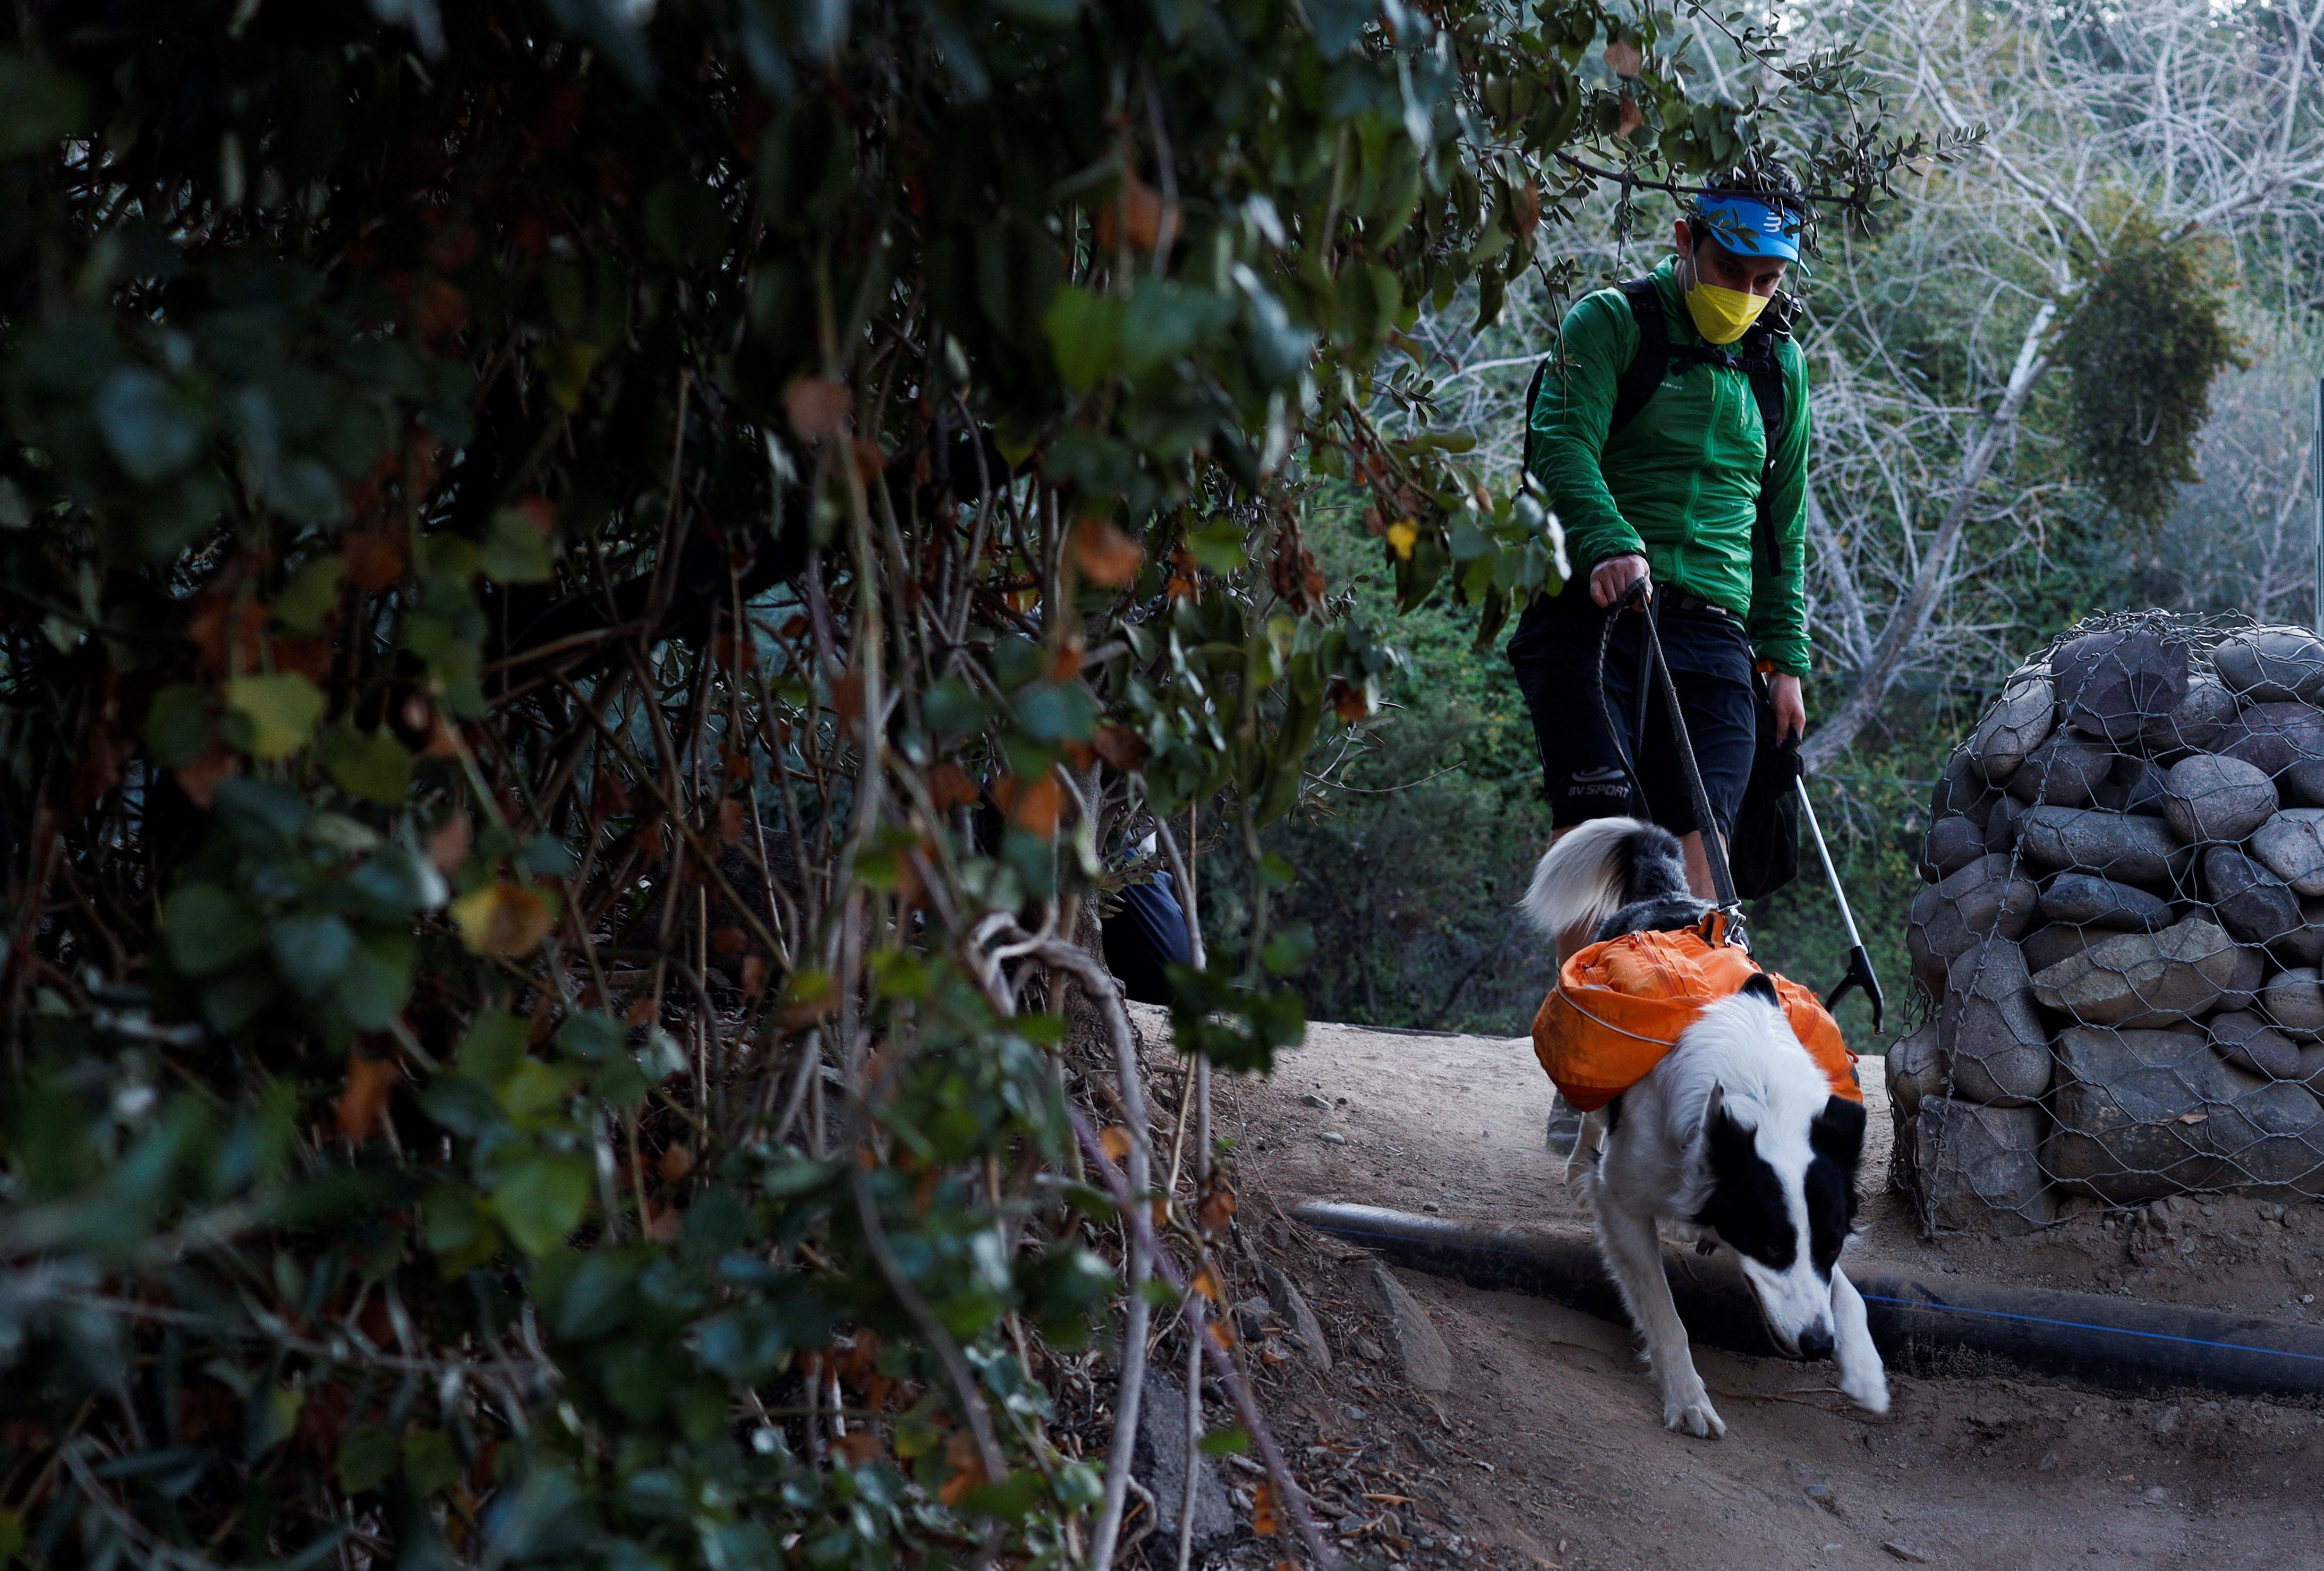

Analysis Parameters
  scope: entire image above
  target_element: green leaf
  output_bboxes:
[1199,1427,1250,1456]
[1261,921,1316,975]
[481,506,556,583]
[318,724,412,805]
[1043,286,1121,392]
[94,367,203,484]
[334,929,414,1030]
[144,684,215,769]
[337,1427,397,1495]
[458,1010,530,1086]
[224,673,325,761]
[399,1429,462,1497]
[0,50,91,160]
[495,1058,580,1125]
[490,1152,592,1255]
[165,884,265,977]
[274,554,345,634]
[269,915,354,998]
[1186,517,1247,574]
[557,1011,625,1063]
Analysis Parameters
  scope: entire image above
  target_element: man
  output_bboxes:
[1509,170,1811,957]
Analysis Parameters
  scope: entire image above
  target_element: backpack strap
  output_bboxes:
[1608,277,1668,438]
[1521,275,1667,480]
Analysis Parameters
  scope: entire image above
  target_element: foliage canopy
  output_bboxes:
[0,0,1917,1565]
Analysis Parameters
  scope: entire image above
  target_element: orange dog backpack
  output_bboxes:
[1530,914,1859,1113]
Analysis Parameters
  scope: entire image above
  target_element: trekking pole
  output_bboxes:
[1793,774,1885,1034]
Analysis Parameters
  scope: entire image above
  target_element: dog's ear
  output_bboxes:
[1704,1081,1726,1126]
[1810,1095,1867,1168]
[1739,972,1780,1009]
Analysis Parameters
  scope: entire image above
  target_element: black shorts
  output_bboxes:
[1506,577,1758,838]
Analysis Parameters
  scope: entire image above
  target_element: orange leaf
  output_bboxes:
[1099,1125,1134,1162]
[740,954,768,1002]
[174,746,240,809]
[1092,725,1147,772]
[1189,1267,1222,1304]
[1616,90,1645,140]
[718,796,747,846]
[425,814,472,873]
[1094,168,1173,253]
[992,772,1062,837]
[712,926,747,959]
[832,670,864,726]
[937,1431,986,1506]
[451,883,555,956]
[784,377,852,440]
[926,763,978,810]
[1070,517,1145,587]
[336,1055,399,1143]
[658,1144,695,1185]
[1252,1481,1280,1536]
[1198,1185,1237,1233]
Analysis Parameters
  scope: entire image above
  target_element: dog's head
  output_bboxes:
[1688,974,1867,1359]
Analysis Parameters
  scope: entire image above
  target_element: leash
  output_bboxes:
[1591,580,1745,923]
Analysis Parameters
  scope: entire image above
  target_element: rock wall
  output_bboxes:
[1902,617,2324,1231]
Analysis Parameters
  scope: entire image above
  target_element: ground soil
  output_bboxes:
[1150,1006,2324,1570]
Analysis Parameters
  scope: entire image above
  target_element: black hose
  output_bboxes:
[1293,1201,2324,1399]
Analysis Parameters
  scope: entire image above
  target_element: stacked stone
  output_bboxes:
[1898,619,2324,1233]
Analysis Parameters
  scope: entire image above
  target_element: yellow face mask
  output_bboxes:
[1683,279,1770,346]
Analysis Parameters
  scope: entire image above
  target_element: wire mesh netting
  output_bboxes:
[1898,611,2324,1233]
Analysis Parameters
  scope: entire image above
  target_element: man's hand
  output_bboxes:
[1770,672,1806,742]
[1591,553,1650,609]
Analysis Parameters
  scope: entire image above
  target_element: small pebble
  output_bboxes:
[1421,1201,1441,1213]
[1300,1092,1332,1109]
[1883,1544,1929,1565]
[1320,1131,1346,1146]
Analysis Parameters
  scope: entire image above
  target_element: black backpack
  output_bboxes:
[1522,278,1806,897]
[1520,277,1798,576]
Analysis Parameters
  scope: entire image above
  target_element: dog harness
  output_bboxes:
[1531,914,1859,1114]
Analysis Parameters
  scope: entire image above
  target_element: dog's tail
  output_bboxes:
[1521,817,1688,940]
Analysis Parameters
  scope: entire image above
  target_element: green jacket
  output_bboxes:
[1527,257,1811,677]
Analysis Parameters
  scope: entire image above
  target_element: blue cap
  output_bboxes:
[1695,193,1802,262]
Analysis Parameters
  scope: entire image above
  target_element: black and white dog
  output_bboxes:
[1525,817,1888,1437]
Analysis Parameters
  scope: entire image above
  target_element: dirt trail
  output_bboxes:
[1174,1008,2324,1569]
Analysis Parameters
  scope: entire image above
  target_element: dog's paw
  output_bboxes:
[1662,1393,1725,1438]
[1840,1363,1891,1415]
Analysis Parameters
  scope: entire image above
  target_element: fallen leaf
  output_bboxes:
[339,532,407,594]
[784,377,852,440]
[1099,1124,1134,1162]
[658,1144,695,1184]
[451,883,555,956]
[1189,1267,1223,1303]
[1070,517,1145,587]
[739,954,768,1002]
[337,1055,399,1143]
[1253,1480,1280,1536]
[718,796,746,846]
